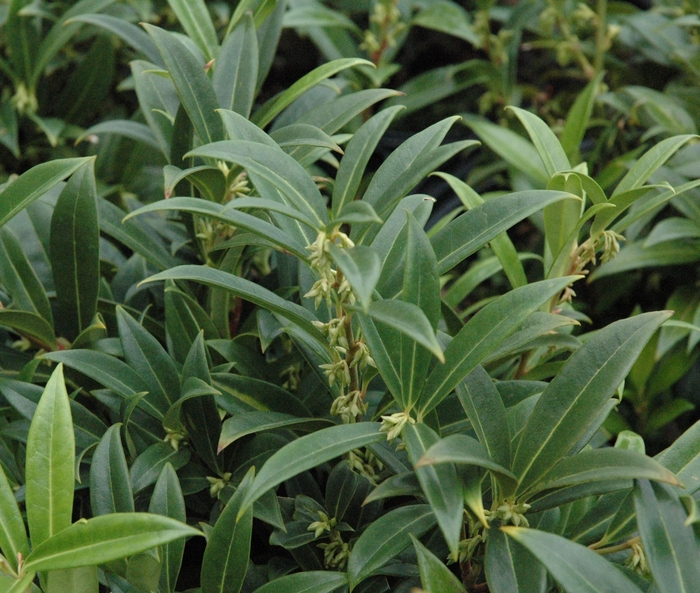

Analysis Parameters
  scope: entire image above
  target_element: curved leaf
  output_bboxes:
[89,424,134,516]
[411,535,466,593]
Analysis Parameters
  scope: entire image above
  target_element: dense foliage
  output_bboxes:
[1,0,700,592]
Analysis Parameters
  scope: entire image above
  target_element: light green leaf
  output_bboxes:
[218,412,333,453]
[46,567,98,593]
[252,58,373,129]
[148,464,186,593]
[239,423,384,517]
[25,364,74,548]
[404,424,463,558]
[411,535,466,593]
[23,513,201,572]
[167,0,218,61]
[201,467,254,593]
[612,134,696,197]
[0,157,90,228]
[89,424,134,516]
[271,123,343,155]
[331,201,383,228]
[50,161,99,340]
[560,72,605,164]
[634,479,700,593]
[284,4,360,30]
[507,106,571,176]
[144,24,224,145]
[512,311,672,497]
[347,505,436,590]
[418,277,575,416]
[413,1,479,45]
[76,120,160,150]
[502,527,643,593]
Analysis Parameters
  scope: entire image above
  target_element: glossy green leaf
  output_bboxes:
[612,134,696,197]
[456,365,510,471]
[252,58,373,128]
[130,442,190,494]
[167,0,218,61]
[404,424,463,558]
[328,244,381,313]
[144,24,224,145]
[149,464,187,593]
[356,314,402,403]
[50,160,99,340]
[502,527,643,593]
[507,106,571,176]
[253,571,348,593]
[432,190,577,274]
[141,266,328,351]
[462,115,548,185]
[201,467,254,593]
[512,312,672,497]
[419,276,574,416]
[117,306,179,416]
[25,364,74,548]
[347,504,436,590]
[213,13,257,117]
[332,106,404,216]
[411,535,466,593]
[529,449,679,497]
[0,464,28,573]
[634,479,700,593]
[485,526,546,593]
[561,72,604,163]
[416,434,517,489]
[89,424,134,516]
[363,299,443,362]
[239,423,384,517]
[23,513,201,572]
[219,412,333,453]
[186,140,328,226]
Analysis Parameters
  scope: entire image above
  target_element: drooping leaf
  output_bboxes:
[328,245,381,313]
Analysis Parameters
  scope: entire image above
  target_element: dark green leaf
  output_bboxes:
[411,535,466,593]
[90,424,134,515]
[485,526,546,593]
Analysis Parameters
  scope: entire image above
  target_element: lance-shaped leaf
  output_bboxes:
[0,157,90,228]
[252,58,373,128]
[149,464,186,593]
[0,464,28,573]
[512,311,672,497]
[411,535,466,593]
[130,443,190,494]
[507,106,571,176]
[186,141,328,226]
[361,299,443,362]
[253,572,348,593]
[76,120,160,149]
[561,72,605,164]
[634,479,700,593]
[332,106,404,216]
[50,160,99,340]
[328,244,381,313]
[22,514,201,572]
[502,527,643,593]
[432,190,578,274]
[25,364,74,548]
[656,418,700,495]
[485,526,546,593]
[219,412,333,453]
[418,276,575,416]
[213,13,257,117]
[404,424,463,558]
[612,134,696,197]
[416,434,517,493]
[140,265,329,352]
[201,467,254,593]
[456,365,511,471]
[347,505,436,590]
[525,449,679,499]
[167,0,218,61]
[239,423,384,517]
[89,424,134,516]
[143,24,224,145]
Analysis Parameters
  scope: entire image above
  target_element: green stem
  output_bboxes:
[592,535,640,555]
